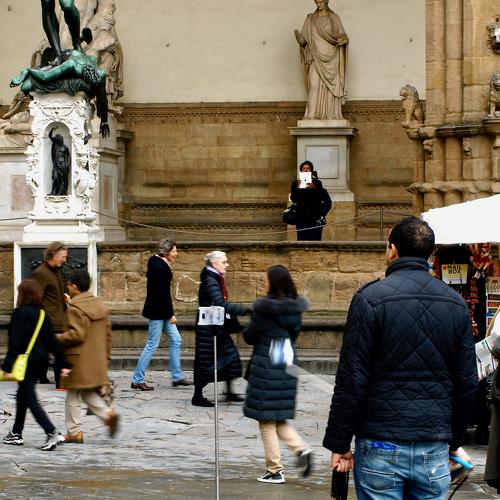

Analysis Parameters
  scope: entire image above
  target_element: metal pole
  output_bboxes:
[379,206,384,241]
[213,332,220,500]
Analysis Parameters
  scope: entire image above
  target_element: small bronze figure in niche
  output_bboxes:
[49,128,71,196]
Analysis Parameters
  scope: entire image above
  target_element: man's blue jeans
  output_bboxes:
[354,438,450,500]
[132,320,184,383]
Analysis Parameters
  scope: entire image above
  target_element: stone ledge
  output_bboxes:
[0,314,346,332]
[95,241,387,252]
[108,348,340,375]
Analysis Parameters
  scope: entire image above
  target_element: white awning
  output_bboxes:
[421,194,500,244]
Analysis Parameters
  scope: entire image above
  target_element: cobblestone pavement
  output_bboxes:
[0,371,497,499]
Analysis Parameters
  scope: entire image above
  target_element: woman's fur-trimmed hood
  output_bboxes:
[252,295,309,315]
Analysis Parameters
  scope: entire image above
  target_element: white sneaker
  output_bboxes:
[257,470,285,484]
[41,430,65,451]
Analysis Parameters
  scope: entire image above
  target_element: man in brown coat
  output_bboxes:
[31,241,68,386]
[56,269,119,443]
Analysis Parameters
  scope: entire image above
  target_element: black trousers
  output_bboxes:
[39,353,62,387]
[296,219,323,241]
[12,363,56,436]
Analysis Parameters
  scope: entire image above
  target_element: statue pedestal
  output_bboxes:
[22,92,104,243]
[0,147,32,241]
[0,92,128,243]
[290,120,356,240]
[3,92,131,299]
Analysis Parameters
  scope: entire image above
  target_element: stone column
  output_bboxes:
[444,0,464,205]
[423,0,447,209]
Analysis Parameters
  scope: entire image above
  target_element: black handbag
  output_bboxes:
[331,469,349,499]
[282,203,298,225]
[223,314,243,334]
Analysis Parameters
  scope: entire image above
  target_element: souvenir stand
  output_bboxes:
[422,195,500,444]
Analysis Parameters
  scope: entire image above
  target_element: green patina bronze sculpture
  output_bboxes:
[9,0,109,138]
[41,0,86,66]
[11,50,109,138]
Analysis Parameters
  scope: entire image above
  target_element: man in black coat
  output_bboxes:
[323,216,477,499]
[131,237,192,391]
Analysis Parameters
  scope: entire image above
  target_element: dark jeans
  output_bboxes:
[296,219,323,241]
[12,363,56,436]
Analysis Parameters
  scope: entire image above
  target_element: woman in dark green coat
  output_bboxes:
[243,265,311,484]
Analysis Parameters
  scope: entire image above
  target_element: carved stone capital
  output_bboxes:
[487,21,500,54]
[422,139,434,159]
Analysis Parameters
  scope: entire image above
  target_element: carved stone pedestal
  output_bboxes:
[290,120,356,240]
[22,92,103,243]
[0,147,33,241]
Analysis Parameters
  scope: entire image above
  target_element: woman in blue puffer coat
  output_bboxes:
[243,265,311,484]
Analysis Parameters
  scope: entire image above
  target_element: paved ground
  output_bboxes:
[0,370,497,499]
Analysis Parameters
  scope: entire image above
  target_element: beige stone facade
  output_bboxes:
[0,1,425,241]
[406,0,500,211]
[1,1,498,243]
[120,101,413,241]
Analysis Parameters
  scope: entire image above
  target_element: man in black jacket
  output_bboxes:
[131,237,192,391]
[323,216,477,499]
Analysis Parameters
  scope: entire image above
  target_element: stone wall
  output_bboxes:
[0,242,387,315]
[121,101,415,241]
[98,241,387,315]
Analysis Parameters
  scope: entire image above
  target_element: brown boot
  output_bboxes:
[64,431,83,444]
[105,410,120,438]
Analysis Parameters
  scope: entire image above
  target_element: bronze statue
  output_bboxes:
[41,0,91,66]
[48,128,71,196]
[11,50,110,138]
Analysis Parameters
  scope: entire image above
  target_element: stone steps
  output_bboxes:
[110,347,339,374]
[0,314,345,374]
[125,201,289,241]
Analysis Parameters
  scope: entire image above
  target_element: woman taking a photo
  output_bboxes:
[2,279,70,451]
[290,160,332,241]
[192,251,249,407]
[243,265,311,484]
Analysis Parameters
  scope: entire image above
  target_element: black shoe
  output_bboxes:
[257,470,285,484]
[3,431,23,446]
[297,449,313,477]
[225,392,244,402]
[172,378,193,387]
[131,382,154,391]
[191,395,215,407]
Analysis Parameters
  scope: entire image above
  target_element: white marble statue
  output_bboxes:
[0,111,33,148]
[0,93,33,148]
[85,0,124,115]
[295,0,348,120]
